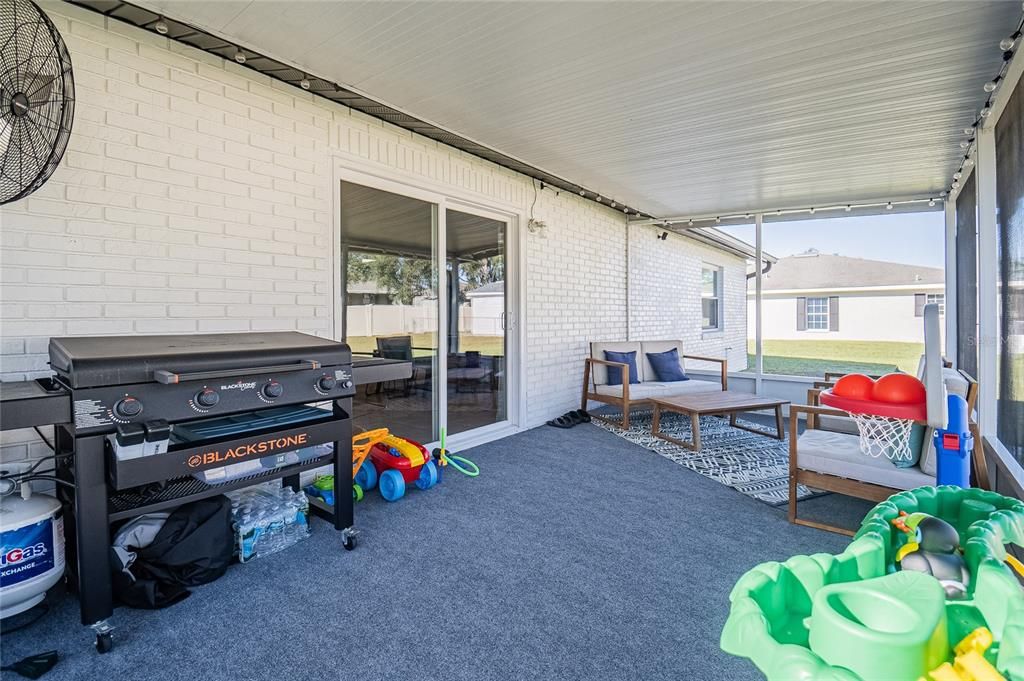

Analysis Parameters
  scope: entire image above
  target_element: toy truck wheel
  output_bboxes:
[379,469,405,502]
[355,460,377,491]
[353,483,363,502]
[415,460,438,490]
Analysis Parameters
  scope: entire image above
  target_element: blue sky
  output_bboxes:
[718,211,945,269]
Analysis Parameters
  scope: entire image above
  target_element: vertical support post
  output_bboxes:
[435,203,447,443]
[72,434,113,626]
[944,198,957,365]
[754,214,764,395]
[976,125,998,437]
[339,243,348,341]
[331,399,354,532]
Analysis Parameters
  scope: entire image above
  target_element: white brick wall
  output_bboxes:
[0,2,744,465]
[628,225,749,372]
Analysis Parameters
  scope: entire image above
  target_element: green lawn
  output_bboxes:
[744,339,924,378]
[347,333,505,357]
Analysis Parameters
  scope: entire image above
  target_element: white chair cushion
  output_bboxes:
[797,429,934,490]
[593,379,721,399]
[639,341,686,379]
[590,342,643,385]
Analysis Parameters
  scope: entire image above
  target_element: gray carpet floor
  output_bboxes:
[1,422,872,681]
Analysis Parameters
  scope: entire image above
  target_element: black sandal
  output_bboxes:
[573,409,591,423]
[546,414,576,429]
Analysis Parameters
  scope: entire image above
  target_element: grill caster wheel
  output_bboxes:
[342,528,357,551]
[96,631,113,654]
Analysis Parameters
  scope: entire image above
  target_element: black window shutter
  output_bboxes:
[796,297,807,331]
[829,296,839,331]
[914,293,926,317]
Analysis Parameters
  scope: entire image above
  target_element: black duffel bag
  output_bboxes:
[111,496,234,609]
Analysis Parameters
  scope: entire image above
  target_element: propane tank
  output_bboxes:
[0,487,65,618]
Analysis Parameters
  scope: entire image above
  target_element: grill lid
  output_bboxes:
[49,332,351,388]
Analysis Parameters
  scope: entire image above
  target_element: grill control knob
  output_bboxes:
[195,389,219,408]
[262,381,283,400]
[340,380,353,390]
[317,376,337,392]
[114,397,143,418]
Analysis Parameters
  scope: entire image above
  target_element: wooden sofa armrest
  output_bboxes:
[582,357,631,401]
[682,354,728,390]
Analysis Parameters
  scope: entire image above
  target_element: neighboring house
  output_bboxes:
[465,281,505,336]
[748,250,945,343]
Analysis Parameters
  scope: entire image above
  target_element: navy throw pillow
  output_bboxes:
[647,348,689,382]
[603,350,640,386]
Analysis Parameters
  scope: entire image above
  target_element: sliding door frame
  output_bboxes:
[330,162,526,447]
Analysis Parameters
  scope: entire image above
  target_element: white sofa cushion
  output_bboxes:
[639,341,686,379]
[594,379,721,399]
[817,414,860,435]
[797,429,934,490]
[590,342,643,385]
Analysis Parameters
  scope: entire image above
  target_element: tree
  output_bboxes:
[347,253,433,305]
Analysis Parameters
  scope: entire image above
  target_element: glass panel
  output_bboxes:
[341,181,437,444]
[957,172,979,379]
[445,208,507,435]
[726,213,944,378]
[996,79,1023,463]
[701,299,718,330]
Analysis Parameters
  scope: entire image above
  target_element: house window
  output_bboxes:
[915,292,946,316]
[701,265,723,330]
[805,296,829,330]
[797,295,837,332]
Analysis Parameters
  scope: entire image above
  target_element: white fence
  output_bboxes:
[347,304,505,337]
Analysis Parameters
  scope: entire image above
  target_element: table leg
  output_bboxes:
[651,404,662,437]
[690,412,701,451]
[775,405,785,440]
[650,407,700,450]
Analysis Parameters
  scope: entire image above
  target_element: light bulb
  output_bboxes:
[234,50,246,64]
[596,196,603,203]
[688,219,694,227]
[809,207,815,214]
[953,171,962,180]
[963,128,975,135]
[984,79,999,93]
[980,107,992,118]
[844,205,851,212]
[715,217,721,224]
[964,158,975,167]
[776,209,782,216]
[300,78,311,90]
[1000,37,1016,51]
[886,202,893,210]
[940,191,947,197]
[928,199,936,207]
[154,19,169,34]
[960,141,971,149]
[578,190,585,196]
[610,201,617,208]
[952,181,961,190]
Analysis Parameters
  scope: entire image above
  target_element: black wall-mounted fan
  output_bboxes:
[0,0,75,205]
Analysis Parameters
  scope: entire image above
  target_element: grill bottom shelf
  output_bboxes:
[108,455,333,522]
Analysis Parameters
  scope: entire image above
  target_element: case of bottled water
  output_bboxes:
[226,484,311,562]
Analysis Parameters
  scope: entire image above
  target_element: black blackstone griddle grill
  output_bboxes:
[49,332,356,652]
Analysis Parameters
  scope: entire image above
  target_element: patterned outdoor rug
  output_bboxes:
[592,409,824,506]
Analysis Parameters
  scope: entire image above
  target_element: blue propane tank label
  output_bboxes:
[0,515,61,588]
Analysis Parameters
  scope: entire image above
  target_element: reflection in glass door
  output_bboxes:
[341,181,438,444]
[445,209,507,436]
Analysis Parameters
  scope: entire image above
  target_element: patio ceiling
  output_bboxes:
[134,0,1020,219]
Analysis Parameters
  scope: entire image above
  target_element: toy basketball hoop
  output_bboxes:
[819,389,926,461]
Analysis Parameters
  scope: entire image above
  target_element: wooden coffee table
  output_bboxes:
[650,391,790,451]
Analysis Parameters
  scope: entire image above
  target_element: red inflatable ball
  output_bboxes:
[832,373,875,400]
[872,373,926,405]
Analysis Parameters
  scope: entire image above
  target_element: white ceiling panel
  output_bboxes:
[141,0,1022,218]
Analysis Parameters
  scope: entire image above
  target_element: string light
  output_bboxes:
[928,199,936,207]
[844,205,851,212]
[688,219,694,226]
[953,171,962,180]
[154,18,169,34]
[234,49,246,64]
[809,207,815,214]
[886,202,893,210]
[610,201,617,208]
[983,76,1001,93]
[715,216,722,224]
[300,76,311,90]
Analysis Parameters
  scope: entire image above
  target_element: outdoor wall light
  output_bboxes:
[234,49,246,64]
[154,18,168,34]
[300,77,311,90]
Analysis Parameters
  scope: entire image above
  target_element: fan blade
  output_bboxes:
[24,73,55,108]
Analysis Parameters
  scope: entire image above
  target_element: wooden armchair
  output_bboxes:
[789,368,985,535]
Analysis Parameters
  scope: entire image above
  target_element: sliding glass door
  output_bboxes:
[445,208,507,436]
[340,179,512,443]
